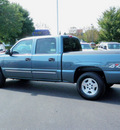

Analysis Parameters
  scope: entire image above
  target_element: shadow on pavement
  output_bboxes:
[4,79,81,100]
[101,86,120,105]
[3,79,120,105]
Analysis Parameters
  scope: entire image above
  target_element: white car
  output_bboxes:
[0,43,6,53]
[81,43,93,51]
[98,42,120,51]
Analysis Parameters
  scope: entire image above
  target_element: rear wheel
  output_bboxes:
[0,71,5,88]
[77,72,106,100]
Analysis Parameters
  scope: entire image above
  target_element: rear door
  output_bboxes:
[32,37,61,81]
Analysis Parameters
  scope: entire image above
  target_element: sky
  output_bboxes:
[9,0,120,35]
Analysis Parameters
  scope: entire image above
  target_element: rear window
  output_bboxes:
[63,37,81,52]
[108,44,120,49]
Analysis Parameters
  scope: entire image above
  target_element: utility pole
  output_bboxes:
[56,0,59,35]
[91,24,94,42]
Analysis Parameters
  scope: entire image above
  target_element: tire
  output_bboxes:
[19,79,29,82]
[106,84,113,89]
[0,71,5,88]
[77,72,106,100]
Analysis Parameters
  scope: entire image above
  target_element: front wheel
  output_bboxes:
[77,72,106,100]
[0,71,5,88]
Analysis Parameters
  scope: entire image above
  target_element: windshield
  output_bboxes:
[0,44,5,50]
[81,44,92,49]
[108,44,120,49]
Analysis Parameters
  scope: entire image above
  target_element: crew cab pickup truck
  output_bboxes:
[0,35,120,100]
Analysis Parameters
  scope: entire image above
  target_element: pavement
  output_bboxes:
[0,79,120,130]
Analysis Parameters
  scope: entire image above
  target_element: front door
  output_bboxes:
[3,39,33,79]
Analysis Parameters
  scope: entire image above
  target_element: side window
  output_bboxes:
[63,37,82,52]
[12,40,32,55]
[103,46,107,49]
[36,38,56,54]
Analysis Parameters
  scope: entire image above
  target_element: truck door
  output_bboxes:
[32,37,61,81]
[3,39,33,78]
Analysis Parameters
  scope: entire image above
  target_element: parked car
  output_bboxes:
[0,43,6,53]
[98,42,120,51]
[81,43,93,51]
[90,42,96,49]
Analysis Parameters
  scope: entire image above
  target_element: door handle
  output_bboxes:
[49,58,55,62]
[25,58,31,61]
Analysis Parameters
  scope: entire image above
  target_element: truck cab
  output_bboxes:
[3,35,81,82]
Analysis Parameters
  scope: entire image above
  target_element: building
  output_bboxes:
[32,29,50,36]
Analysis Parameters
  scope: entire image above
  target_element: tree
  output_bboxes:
[83,26,99,43]
[68,27,84,41]
[0,0,35,45]
[98,7,120,42]
[13,4,35,40]
[0,0,23,44]
[68,26,99,43]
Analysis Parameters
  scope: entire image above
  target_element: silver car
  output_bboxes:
[0,43,6,53]
[98,42,120,51]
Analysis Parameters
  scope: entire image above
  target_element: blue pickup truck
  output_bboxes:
[0,35,120,100]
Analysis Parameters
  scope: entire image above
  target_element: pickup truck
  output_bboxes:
[0,35,120,100]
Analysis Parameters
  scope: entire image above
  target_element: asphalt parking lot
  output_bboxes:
[0,79,120,130]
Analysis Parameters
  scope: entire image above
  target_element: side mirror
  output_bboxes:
[5,49,12,56]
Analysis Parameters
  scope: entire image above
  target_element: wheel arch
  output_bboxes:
[74,66,106,83]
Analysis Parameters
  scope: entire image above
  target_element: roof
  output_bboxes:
[18,35,78,41]
[100,42,119,45]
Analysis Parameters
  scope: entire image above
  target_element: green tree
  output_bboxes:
[68,26,99,43]
[0,0,35,45]
[83,26,99,43]
[13,3,35,40]
[98,7,120,42]
[0,0,23,44]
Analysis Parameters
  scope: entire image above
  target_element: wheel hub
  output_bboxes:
[81,78,98,96]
